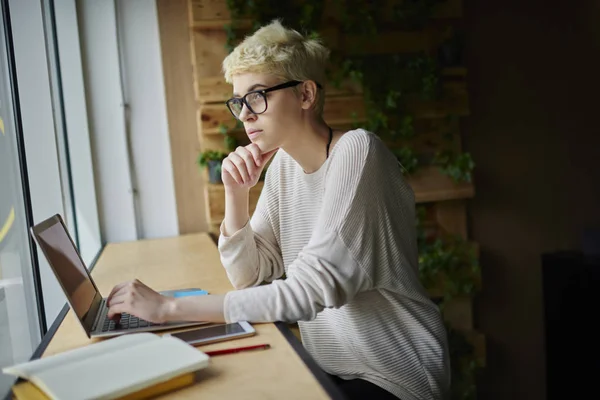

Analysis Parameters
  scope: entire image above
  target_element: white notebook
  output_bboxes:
[3,332,210,400]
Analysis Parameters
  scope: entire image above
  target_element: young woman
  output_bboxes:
[107,20,450,400]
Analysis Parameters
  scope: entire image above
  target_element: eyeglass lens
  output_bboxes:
[229,92,267,118]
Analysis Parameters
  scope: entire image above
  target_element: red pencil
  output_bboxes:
[204,343,271,357]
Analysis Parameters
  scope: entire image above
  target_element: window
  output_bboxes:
[0,0,43,394]
[1,0,104,396]
[43,0,102,267]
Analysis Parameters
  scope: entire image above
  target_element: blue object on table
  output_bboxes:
[173,290,208,298]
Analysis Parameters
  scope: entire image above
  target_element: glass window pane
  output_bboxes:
[44,0,102,266]
[0,1,42,395]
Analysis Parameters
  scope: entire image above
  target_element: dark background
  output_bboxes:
[463,0,600,398]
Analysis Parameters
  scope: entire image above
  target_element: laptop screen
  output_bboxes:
[33,217,98,322]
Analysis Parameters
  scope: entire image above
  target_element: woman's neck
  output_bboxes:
[280,118,333,174]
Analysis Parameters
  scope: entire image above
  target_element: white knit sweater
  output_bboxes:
[219,129,450,400]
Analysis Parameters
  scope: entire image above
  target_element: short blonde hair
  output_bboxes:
[222,20,330,115]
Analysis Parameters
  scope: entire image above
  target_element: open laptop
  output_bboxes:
[30,214,209,338]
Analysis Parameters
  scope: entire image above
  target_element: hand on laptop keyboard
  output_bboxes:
[106,279,174,324]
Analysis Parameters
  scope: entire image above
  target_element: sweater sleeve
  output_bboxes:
[217,155,284,289]
[224,134,382,323]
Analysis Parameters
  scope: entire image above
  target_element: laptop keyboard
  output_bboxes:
[101,313,158,332]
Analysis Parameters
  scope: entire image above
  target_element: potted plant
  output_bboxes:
[197,150,227,184]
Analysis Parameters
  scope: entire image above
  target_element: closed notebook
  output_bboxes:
[11,373,195,400]
[3,333,210,400]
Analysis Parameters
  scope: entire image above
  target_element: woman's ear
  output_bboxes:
[300,81,318,110]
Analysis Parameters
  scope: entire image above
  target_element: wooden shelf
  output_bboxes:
[408,166,474,204]
[205,166,473,232]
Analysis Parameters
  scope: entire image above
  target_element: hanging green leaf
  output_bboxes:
[393,146,418,175]
[224,135,237,151]
[433,151,475,183]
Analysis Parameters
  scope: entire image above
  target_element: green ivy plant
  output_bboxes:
[433,150,476,183]
[218,122,240,152]
[393,146,419,175]
[333,53,442,172]
[224,135,237,151]
[418,237,479,304]
[447,323,482,400]
[415,205,480,305]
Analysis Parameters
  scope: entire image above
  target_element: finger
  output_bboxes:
[246,144,262,167]
[109,280,141,305]
[132,279,148,291]
[112,284,131,300]
[107,289,138,318]
[229,153,250,184]
[107,303,129,320]
[236,147,258,180]
[223,159,242,185]
[110,313,122,322]
[107,292,127,307]
[107,281,129,301]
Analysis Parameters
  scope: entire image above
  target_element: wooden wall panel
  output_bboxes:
[436,200,468,239]
[192,30,230,79]
[443,297,474,331]
[189,0,230,22]
[207,182,263,226]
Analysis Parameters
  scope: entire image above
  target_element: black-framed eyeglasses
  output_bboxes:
[225,80,323,120]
